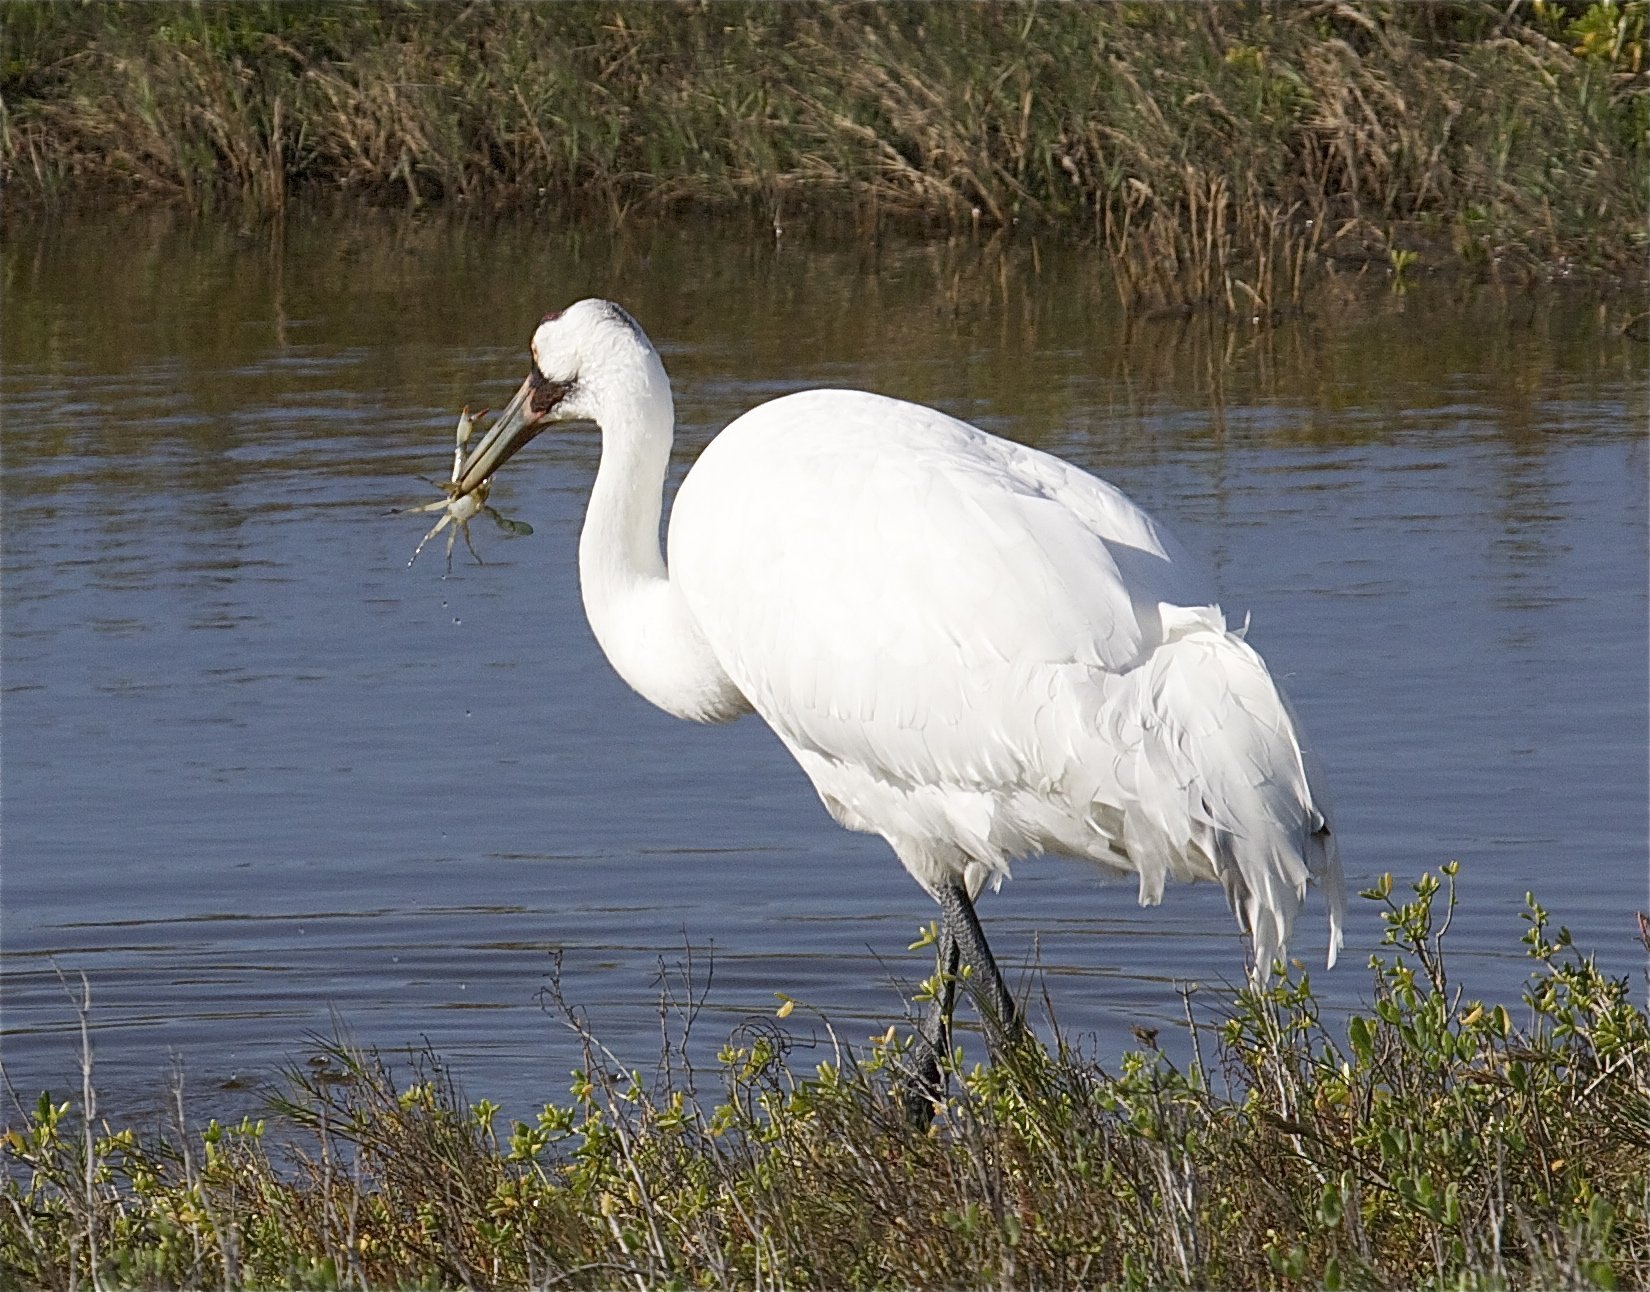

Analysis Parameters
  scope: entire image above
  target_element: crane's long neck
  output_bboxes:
[580,402,671,595]
[577,393,744,724]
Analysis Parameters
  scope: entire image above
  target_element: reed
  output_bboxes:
[2,2,1644,308]
[4,869,1648,1289]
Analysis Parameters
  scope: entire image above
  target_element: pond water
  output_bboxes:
[2,209,1645,1126]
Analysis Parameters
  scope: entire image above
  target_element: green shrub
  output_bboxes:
[4,866,1646,1288]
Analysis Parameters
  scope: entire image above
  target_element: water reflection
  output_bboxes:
[2,207,1645,1124]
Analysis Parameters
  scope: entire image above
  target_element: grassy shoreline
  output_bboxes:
[3,2,1645,309]
[4,870,1648,1289]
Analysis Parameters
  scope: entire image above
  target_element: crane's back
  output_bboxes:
[665,388,1342,974]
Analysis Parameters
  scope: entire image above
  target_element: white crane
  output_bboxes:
[452,299,1344,1085]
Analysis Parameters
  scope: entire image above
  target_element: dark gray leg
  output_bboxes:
[901,917,959,1122]
[900,878,1018,1124]
[936,878,1019,1038]
[917,916,960,1058]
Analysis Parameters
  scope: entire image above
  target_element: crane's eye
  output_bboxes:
[529,368,573,416]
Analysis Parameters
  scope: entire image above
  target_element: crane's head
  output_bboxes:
[453,299,664,495]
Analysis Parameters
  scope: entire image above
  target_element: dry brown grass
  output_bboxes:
[3,3,1643,301]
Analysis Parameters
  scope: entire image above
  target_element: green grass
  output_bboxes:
[5,867,1647,1289]
[2,2,1645,308]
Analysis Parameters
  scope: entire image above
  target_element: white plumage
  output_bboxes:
[456,299,1343,1029]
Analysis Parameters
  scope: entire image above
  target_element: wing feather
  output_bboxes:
[671,389,1201,760]
[667,388,1342,970]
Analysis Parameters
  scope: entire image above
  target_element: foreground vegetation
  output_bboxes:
[2,2,1645,308]
[3,867,1647,1289]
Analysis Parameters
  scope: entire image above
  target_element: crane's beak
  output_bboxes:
[453,371,551,496]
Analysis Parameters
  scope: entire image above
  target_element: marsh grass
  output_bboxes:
[4,867,1648,1289]
[2,2,1645,309]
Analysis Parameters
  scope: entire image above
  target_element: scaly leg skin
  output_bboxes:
[937,878,1020,1038]
[900,917,958,1126]
[899,878,1021,1126]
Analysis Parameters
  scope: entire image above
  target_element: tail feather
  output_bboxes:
[1099,605,1343,984]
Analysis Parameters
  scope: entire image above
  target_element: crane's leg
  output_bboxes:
[919,917,960,1053]
[936,878,1019,1037]
[900,878,1021,1125]
[901,918,958,1123]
